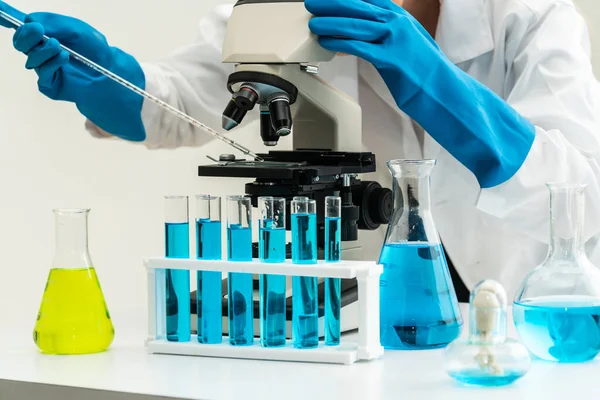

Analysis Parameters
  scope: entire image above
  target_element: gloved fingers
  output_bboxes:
[0,1,26,28]
[305,0,388,22]
[309,17,388,43]
[25,12,110,64]
[348,0,437,47]
[26,12,105,45]
[318,37,375,63]
[36,50,69,92]
[25,38,63,69]
[359,0,402,12]
[13,22,45,53]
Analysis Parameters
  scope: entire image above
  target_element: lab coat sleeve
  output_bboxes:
[476,2,600,244]
[85,4,238,149]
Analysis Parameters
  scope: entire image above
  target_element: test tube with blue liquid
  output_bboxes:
[164,196,191,342]
[291,197,318,349]
[325,196,341,346]
[258,197,287,347]
[227,195,254,345]
[195,195,223,344]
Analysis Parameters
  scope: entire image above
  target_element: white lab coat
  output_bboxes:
[87,0,600,299]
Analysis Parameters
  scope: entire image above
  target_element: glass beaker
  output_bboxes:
[513,183,600,363]
[227,195,254,346]
[195,194,223,344]
[164,196,191,342]
[379,159,463,349]
[258,196,287,348]
[34,209,114,354]
[291,196,319,349]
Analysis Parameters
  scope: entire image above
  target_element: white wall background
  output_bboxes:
[0,0,264,332]
[0,0,599,334]
[574,0,600,76]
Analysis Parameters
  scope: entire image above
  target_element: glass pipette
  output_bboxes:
[0,10,264,162]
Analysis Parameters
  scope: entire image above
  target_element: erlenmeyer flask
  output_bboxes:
[379,159,463,349]
[34,209,114,354]
[513,183,600,362]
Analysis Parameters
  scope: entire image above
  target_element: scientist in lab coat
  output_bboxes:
[1,0,600,300]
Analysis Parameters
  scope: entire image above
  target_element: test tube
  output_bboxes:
[325,196,342,346]
[227,195,254,346]
[195,195,223,344]
[164,196,191,342]
[258,197,287,347]
[291,196,318,349]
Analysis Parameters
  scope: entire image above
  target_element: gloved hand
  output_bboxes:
[306,0,536,188]
[0,1,146,141]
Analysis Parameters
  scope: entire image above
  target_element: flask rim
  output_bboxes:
[386,159,436,167]
[546,182,587,190]
[258,196,285,202]
[195,194,221,200]
[52,208,90,215]
[226,194,250,202]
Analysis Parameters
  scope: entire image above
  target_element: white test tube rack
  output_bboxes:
[144,258,384,365]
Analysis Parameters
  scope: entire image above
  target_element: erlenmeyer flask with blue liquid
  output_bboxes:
[513,183,600,363]
[379,159,463,349]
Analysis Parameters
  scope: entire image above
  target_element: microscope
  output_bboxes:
[190,0,392,338]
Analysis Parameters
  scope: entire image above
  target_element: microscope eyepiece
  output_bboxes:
[267,93,292,137]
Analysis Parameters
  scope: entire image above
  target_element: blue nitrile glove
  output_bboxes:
[0,1,146,141]
[306,0,536,188]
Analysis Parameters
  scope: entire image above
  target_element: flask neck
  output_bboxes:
[386,160,438,244]
[548,185,586,262]
[53,209,92,269]
[394,176,432,212]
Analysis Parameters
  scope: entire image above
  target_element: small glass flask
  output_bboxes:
[34,209,114,354]
[445,280,531,386]
[513,183,600,362]
[379,159,462,349]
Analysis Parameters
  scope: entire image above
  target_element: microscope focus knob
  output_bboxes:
[372,187,393,224]
[353,182,393,230]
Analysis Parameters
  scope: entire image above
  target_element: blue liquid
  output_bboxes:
[449,370,524,386]
[165,222,191,342]
[291,212,318,349]
[227,224,254,346]
[259,226,287,347]
[196,219,222,344]
[325,216,341,346]
[513,296,600,362]
[291,213,317,264]
[379,242,462,349]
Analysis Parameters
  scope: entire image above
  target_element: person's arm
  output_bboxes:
[0,0,240,149]
[476,2,600,244]
[86,4,239,149]
[307,0,600,244]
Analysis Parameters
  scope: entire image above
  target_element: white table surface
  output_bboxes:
[0,304,598,400]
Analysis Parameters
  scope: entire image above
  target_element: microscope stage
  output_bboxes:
[198,150,376,182]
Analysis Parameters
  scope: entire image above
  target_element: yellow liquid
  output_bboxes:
[34,267,115,354]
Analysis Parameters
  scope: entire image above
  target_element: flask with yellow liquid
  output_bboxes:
[33,208,114,354]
